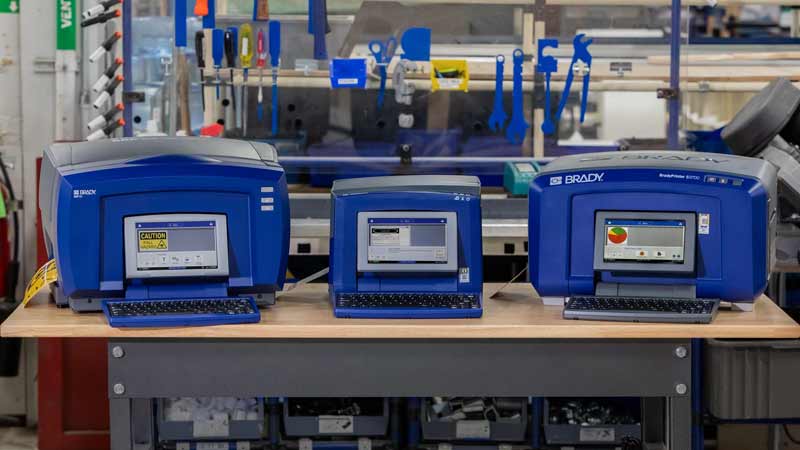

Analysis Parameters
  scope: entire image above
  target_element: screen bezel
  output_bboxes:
[123,213,229,279]
[356,211,458,273]
[592,211,696,274]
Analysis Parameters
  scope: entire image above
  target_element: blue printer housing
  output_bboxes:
[39,137,290,311]
[529,151,778,304]
[330,175,483,317]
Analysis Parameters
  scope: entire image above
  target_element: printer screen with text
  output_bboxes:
[367,218,448,264]
[135,221,220,271]
[603,219,685,264]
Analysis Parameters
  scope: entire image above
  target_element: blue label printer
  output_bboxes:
[329,175,484,319]
[529,151,777,317]
[39,137,290,314]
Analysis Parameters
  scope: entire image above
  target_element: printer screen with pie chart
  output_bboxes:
[602,219,686,263]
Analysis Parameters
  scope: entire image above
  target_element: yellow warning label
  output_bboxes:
[138,231,168,251]
[22,259,58,307]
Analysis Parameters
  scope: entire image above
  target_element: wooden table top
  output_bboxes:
[2,283,798,339]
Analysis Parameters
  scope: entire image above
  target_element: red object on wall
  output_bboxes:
[36,157,110,450]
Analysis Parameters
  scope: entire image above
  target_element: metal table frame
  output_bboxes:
[108,338,694,449]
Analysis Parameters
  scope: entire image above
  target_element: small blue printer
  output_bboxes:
[39,137,290,315]
[330,175,484,319]
[529,151,777,312]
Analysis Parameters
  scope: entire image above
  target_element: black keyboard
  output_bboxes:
[564,296,720,324]
[336,293,481,310]
[102,297,260,328]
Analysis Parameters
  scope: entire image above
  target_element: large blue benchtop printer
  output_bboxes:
[529,151,777,323]
[39,137,289,326]
[329,175,483,318]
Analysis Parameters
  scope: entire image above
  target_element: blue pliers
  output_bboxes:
[369,37,397,111]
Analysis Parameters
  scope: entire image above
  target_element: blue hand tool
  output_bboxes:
[309,0,328,60]
[505,49,529,145]
[224,27,238,127]
[487,55,507,133]
[369,37,397,111]
[537,39,559,135]
[555,34,592,126]
[400,27,431,61]
[211,28,224,100]
[269,21,281,136]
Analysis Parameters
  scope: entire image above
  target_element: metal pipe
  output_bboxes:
[122,0,132,136]
[667,0,682,149]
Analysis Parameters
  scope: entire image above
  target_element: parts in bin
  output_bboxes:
[288,398,385,417]
[549,399,638,426]
[164,397,260,422]
[429,397,523,422]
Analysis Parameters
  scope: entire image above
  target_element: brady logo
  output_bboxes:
[73,189,96,198]
[549,176,563,186]
[565,172,604,184]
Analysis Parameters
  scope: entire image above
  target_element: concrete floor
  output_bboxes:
[0,427,36,450]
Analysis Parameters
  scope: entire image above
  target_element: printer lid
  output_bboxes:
[45,137,279,168]
[332,175,481,196]
[539,151,774,181]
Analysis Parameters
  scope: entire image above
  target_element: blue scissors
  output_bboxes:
[369,37,397,110]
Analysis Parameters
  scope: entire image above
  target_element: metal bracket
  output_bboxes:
[33,57,55,74]
[123,91,146,103]
[657,87,680,99]
[397,144,412,165]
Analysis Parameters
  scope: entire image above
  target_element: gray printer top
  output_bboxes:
[332,175,481,197]
[540,150,776,182]
[45,137,279,168]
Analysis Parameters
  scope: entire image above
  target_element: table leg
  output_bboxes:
[110,397,155,450]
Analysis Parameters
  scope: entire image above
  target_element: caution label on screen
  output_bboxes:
[138,231,168,250]
[22,259,58,307]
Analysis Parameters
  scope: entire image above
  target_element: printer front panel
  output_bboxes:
[331,191,482,295]
[56,163,288,301]
[530,168,770,302]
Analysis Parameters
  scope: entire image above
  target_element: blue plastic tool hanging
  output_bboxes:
[505,49,529,145]
[309,0,328,60]
[400,27,431,61]
[269,20,281,136]
[201,0,215,29]
[175,0,187,47]
[330,58,368,88]
[537,39,558,135]
[487,55,507,132]
[211,28,224,99]
[369,37,397,111]
[540,34,593,136]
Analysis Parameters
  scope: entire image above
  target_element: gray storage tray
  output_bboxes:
[157,398,265,441]
[283,398,390,437]
[421,398,528,442]
[705,338,800,420]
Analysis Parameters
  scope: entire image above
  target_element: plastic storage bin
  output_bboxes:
[283,398,390,437]
[421,397,528,442]
[543,398,641,446]
[705,338,800,420]
[157,397,265,441]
